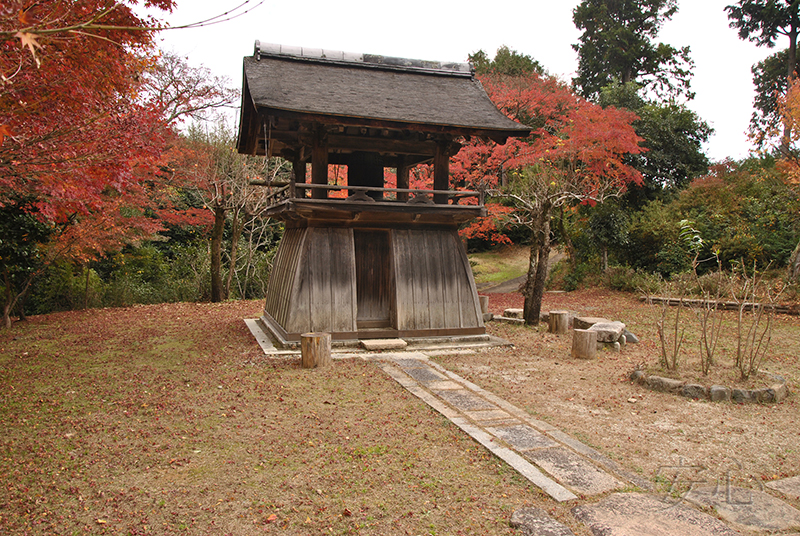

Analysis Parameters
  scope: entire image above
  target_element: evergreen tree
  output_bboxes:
[599,82,711,208]
[726,2,800,148]
[572,0,694,102]
[469,46,544,76]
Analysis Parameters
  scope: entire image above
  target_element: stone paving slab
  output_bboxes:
[572,493,742,536]
[685,486,800,532]
[425,380,463,390]
[767,475,800,500]
[358,350,769,534]
[245,319,275,352]
[524,447,624,496]
[372,356,577,502]
[464,409,513,422]
[424,361,560,433]
[392,357,431,369]
[477,418,520,428]
[488,424,560,451]
[434,389,497,411]
[374,353,639,502]
[360,338,407,350]
[510,507,576,536]
[403,366,449,383]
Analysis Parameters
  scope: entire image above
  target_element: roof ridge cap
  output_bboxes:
[254,41,473,77]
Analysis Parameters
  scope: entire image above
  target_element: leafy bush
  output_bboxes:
[694,270,729,298]
[675,162,800,270]
[28,262,105,313]
[604,265,660,294]
[557,261,599,291]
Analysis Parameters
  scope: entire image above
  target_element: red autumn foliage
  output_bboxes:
[450,71,643,323]
[452,72,643,245]
[470,72,643,193]
[1,1,180,327]
[1,0,177,255]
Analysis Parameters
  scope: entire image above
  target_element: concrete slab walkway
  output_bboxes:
[369,351,649,502]
[370,351,800,536]
[246,320,800,535]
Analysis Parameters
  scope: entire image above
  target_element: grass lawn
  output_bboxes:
[3,287,799,535]
[0,301,555,535]
[468,246,529,286]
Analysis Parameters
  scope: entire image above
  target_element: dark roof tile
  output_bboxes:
[242,49,529,135]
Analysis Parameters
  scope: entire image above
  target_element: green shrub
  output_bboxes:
[604,265,660,294]
[28,262,105,313]
[562,261,596,291]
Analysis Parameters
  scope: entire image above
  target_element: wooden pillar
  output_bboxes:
[433,142,449,205]
[397,156,410,202]
[301,332,332,368]
[311,128,328,200]
[548,310,569,334]
[572,329,597,359]
[292,159,306,198]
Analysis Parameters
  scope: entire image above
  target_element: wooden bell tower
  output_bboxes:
[237,42,530,346]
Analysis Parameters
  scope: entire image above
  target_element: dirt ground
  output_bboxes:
[1,301,553,535]
[435,289,800,508]
[2,290,799,534]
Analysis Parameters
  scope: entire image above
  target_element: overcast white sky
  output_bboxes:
[145,0,777,162]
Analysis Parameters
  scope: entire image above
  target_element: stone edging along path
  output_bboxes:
[629,369,789,404]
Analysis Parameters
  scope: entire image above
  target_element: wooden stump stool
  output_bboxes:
[572,329,597,359]
[479,295,489,315]
[301,332,332,369]
[548,310,570,334]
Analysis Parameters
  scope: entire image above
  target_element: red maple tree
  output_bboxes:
[453,72,644,323]
[0,0,176,327]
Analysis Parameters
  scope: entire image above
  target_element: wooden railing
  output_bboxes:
[250,180,484,207]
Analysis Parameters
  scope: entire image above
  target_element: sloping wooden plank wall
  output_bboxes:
[393,229,482,331]
[263,227,305,327]
[284,228,357,334]
[264,226,482,339]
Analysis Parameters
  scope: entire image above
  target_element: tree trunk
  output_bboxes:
[572,329,597,359]
[84,262,90,310]
[301,332,332,369]
[210,204,226,302]
[2,285,11,329]
[601,245,609,272]
[557,206,576,267]
[17,287,28,322]
[548,310,569,334]
[2,269,34,329]
[781,24,799,156]
[224,209,244,298]
[522,203,552,325]
[789,239,800,281]
[788,23,797,83]
[622,67,632,85]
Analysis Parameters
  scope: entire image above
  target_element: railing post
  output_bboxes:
[433,142,449,204]
[311,127,328,200]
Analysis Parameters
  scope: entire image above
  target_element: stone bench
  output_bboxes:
[574,316,639,352]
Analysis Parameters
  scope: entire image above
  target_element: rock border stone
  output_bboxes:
[629,370,789,404]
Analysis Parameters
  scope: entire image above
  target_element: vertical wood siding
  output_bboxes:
[354,230,392,326]
[285,228,357,334]
[265,226,482,337]
[263,227,305,326]
[393,229,482,330]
